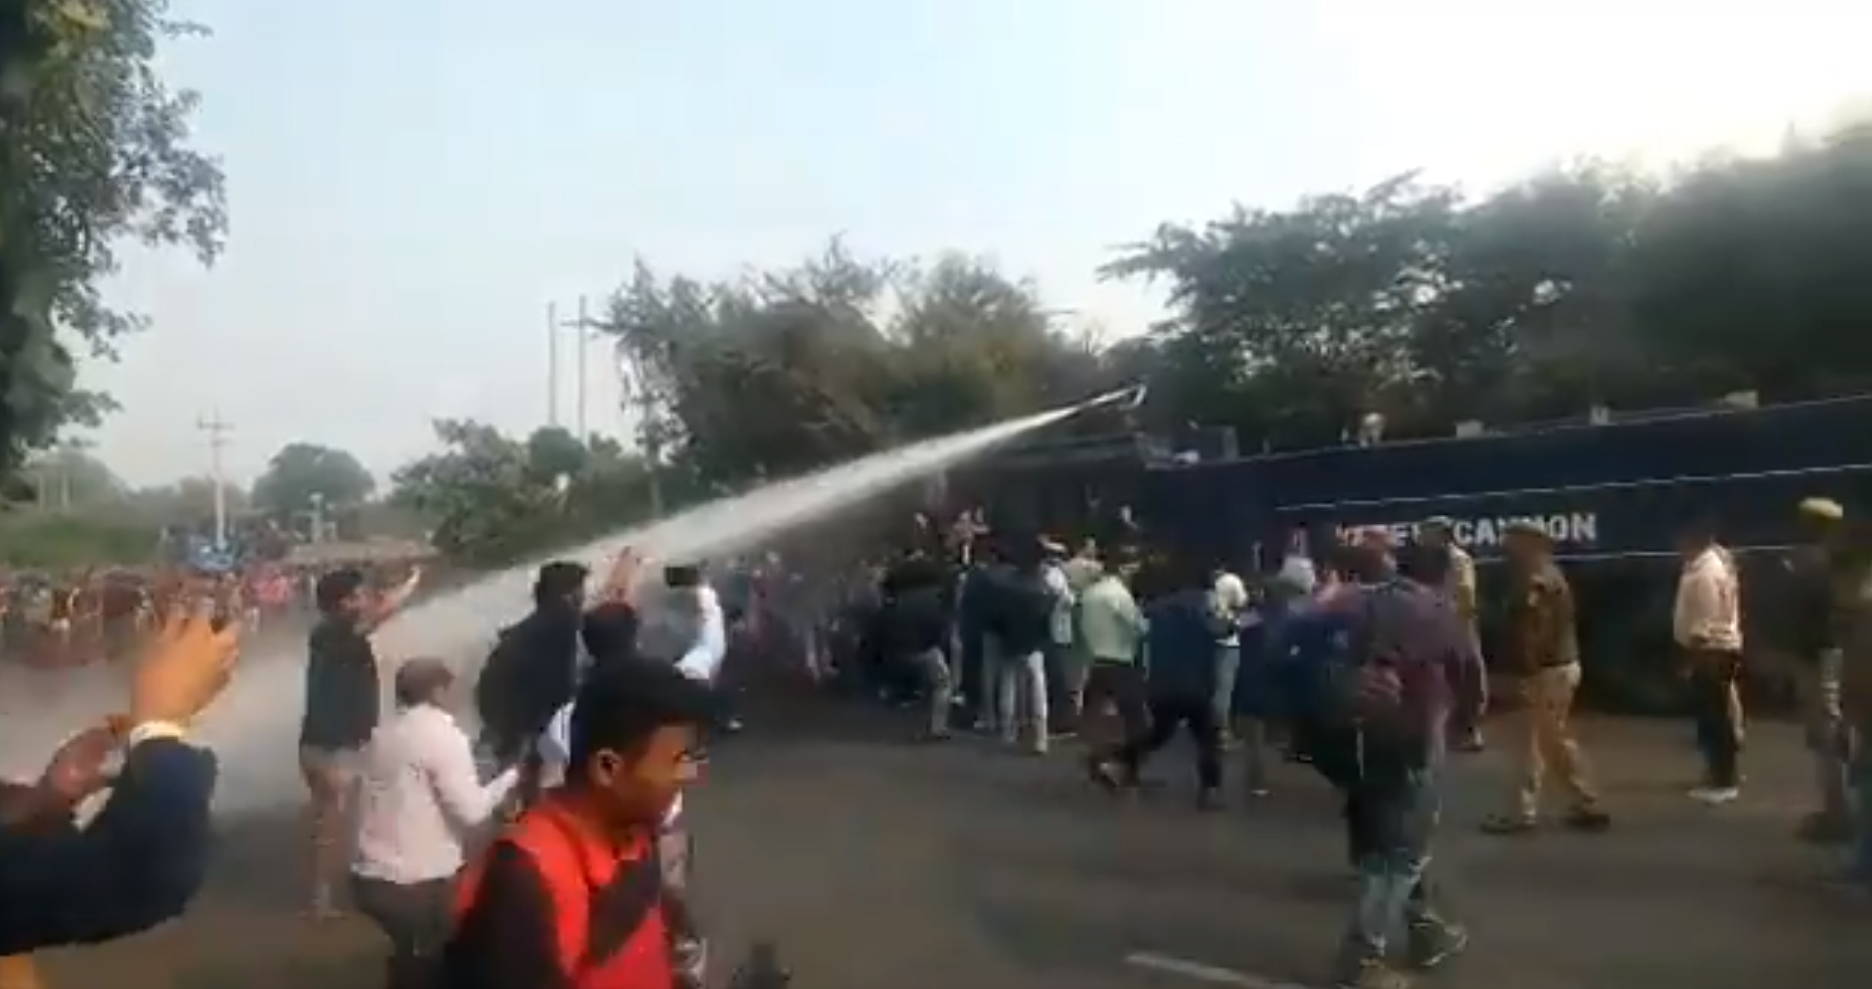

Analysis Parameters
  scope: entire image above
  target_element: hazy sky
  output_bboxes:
[88,0,1865,487]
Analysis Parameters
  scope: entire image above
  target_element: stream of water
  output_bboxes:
[0,388,1136,810]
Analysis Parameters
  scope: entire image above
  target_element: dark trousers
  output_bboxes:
[1043,642,1074,731]
[1084,661,1150,740]
[958,630,985,718]
[1687,650,1743,788]
[352,874,454,989]
[1114,694,1224,789]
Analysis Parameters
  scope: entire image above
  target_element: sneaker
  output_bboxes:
[1689,786,1741,805]
[673,936,708,989]
[1334,957,1412,989]
[1086,756,1123,792]
[1405,921,1469,970]
[1197,787,1225,811]
[1479,814,1537,835]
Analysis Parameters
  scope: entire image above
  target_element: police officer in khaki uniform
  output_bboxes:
[1780,497,1851,842]
[1827,516,1872,887]
[1481,520,1610,834]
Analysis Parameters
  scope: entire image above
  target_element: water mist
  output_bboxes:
[0,387,1138,810]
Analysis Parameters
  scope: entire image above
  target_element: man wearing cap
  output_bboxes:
[1417,518,1483,752]
[1779,498,1852,842]
[1832,518,1872,890]
[1482,520,1608,834]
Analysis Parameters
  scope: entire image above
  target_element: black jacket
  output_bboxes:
[981,565,1054,656]
[0,738,218,954]
[477,604,583,740]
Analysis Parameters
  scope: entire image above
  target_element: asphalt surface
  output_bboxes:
[31,694,1872,989]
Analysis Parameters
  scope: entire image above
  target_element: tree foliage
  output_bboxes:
[1104,124,1872,446]
[388,422,655,567]
[251,442,376,514]
[602,240,1113,491]
[0,0,225,482]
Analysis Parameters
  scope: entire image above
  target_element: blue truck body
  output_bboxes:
[1140,395,1872,567]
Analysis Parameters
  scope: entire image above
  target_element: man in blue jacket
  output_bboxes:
[1091,556,1232,808]
[0,606,236,956]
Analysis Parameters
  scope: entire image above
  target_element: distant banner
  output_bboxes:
[184,535,236,574]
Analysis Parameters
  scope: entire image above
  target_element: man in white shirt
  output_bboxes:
[1212,564,1265,789]
[1674,522,1745,804]
[352,659,521,989]
[636,563,733,744]
[1040,539,1077,736]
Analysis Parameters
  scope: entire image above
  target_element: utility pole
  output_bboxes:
[546,301,561,428]
[196,412,233,552]
[550,296,600,441]
[574,295,591,442]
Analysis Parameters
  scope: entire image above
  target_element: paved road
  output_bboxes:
[34,697,1872,989]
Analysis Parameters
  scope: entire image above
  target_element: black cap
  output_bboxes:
[568,659,728,764]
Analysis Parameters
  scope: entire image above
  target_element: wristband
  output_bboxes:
[127,721,189,747]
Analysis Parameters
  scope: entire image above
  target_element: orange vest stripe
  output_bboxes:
[455,804,670,989]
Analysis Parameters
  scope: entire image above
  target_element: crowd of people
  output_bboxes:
[0,561,408,669]
[3,494,1870,989]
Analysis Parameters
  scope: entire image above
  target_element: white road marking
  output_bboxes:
[1124,951,1321,989]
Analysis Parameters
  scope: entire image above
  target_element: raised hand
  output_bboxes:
[130,607,243,727]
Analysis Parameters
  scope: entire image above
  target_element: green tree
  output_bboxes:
[1106,123,1872,443]
[250,442,377,515]
[0,1,226,485]
[389,421,654,567]
[599,239,1105,492]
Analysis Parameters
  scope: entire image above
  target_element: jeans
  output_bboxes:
[1688,653,1743,788]
[351,874,453,989]
[986,636,1048,743]
[1213,644,1241,724]
[1045,641,1081,730]
[1343,752,1445,961]
[904,647,953,735]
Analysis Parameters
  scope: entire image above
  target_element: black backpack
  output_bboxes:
[986,568,1055,654]
[475,624,524,736]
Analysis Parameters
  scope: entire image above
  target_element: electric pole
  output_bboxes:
[196,412,233,552]
[550,296,600,441]
[574,295,591,442]
[546,301,561,428]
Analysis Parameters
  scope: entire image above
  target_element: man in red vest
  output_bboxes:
[441,657,722,989]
